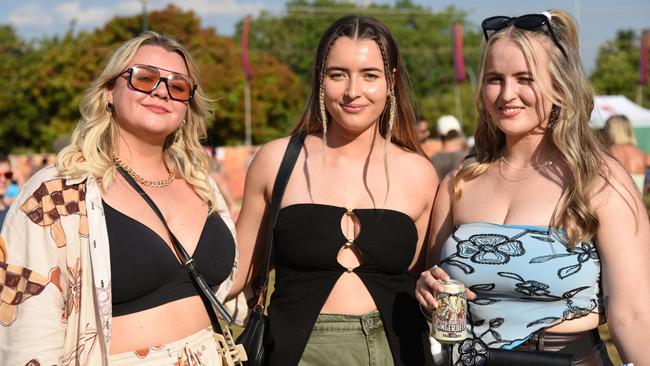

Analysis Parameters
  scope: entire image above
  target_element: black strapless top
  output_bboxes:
[267,203,434,365]
[103,200,235,316]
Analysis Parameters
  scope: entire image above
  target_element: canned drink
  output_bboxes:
[432,279,467,343]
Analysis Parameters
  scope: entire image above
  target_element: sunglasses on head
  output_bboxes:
[0,171,13,180]
[121,64,197,102]
[481,13,568,59]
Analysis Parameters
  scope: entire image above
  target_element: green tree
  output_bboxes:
[236,0,482,134]
[591,30,650,108]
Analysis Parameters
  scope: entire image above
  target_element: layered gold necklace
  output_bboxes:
[112,153,175,188]
[497,156,553,183]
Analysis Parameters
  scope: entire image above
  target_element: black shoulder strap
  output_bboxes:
[256,132,306,304]
[116,166,234,330]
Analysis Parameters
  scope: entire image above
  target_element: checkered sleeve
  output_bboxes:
[0,168,68,365]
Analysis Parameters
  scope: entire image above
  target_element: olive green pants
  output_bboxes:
[299,311,394,366]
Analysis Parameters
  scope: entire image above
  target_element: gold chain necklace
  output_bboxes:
[500,156,553,170]
[112,153,175,188]
[497,158,552,183]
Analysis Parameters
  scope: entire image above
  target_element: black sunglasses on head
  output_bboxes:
[481,13,568,59]
[120,64,197,102]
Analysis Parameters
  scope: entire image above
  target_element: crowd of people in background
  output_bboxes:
[2,112,649,230]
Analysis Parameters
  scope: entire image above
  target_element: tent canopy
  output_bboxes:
[589,95,650,152]
[589,95,650,128]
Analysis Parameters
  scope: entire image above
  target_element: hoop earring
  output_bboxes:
[174,119,186,143]
[547,105,560,130]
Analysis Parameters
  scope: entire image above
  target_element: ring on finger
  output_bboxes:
[429,265,439,275]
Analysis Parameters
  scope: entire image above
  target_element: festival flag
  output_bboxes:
[241,15,253,81]
[453,22,466,83]
[641,30,649,85]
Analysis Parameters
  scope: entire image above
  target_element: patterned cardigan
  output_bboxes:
[0,167,247,365]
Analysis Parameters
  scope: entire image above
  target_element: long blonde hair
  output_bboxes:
[457,9,604,247]
[604,114,637,146]
[57,31,217,210]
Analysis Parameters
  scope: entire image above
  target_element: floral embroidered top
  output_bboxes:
[439,222,604,366]
[0,167,247,365]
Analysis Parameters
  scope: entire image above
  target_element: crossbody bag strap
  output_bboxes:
[116,166,234,329]
[255,132,306,305]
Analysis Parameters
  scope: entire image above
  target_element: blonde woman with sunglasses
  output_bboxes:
[416,9,650,366]
[0,32,246,364]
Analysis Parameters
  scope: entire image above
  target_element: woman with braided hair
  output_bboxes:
[234,15,437,365]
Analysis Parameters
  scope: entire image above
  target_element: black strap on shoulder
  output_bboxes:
[116,166,234,331]
[255,132,306,306]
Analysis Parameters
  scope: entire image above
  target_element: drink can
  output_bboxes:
[432,279,467,343]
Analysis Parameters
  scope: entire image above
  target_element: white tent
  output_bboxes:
[589,95,650,152]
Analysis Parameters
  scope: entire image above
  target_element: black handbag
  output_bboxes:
[235,132,306,365]
[116,166,247,366]
[487,348,572,366]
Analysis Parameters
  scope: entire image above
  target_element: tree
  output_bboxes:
[591,30,650,108]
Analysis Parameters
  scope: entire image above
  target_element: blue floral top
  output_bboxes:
[440,222,604,366]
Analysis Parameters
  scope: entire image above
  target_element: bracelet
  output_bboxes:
[419,302,434,322]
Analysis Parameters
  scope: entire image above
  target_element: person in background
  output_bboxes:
[234,15,437,365]
[416,116,440,158]
[416,117,432,143]
[0,153,14,227]
[603,114,650,192]
[416,9,650,365]
[430,115,467,180]
[0,31,245,364]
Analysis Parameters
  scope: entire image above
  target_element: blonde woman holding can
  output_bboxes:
[416,9,650,366]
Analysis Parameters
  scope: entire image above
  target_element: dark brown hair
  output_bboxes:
[291,15,423,155]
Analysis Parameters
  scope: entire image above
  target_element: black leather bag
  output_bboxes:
[235,132,305,366]
[235,304,267,365]
[487,348,572,366]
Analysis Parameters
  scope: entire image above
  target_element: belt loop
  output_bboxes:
[360,313,369,336]
[537,330,545,351]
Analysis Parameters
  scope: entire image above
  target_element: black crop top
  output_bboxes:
[103,200,236,316]
[266,203,434,365]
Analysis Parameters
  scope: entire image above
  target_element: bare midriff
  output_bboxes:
[109,296,210,354]
[320,273,378,314]
[546,312,600,333]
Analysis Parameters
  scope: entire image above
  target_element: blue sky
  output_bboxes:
[1,0,649,73]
